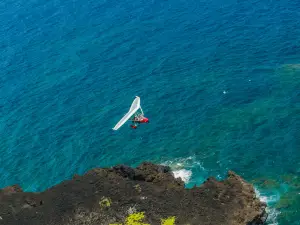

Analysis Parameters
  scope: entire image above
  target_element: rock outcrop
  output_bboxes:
[0,162,267,225]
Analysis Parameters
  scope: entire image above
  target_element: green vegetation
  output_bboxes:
[161,216,176,225]
[110,212,176,225]
[99,197,112,208]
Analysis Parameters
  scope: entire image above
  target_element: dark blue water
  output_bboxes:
[1,0,300,223]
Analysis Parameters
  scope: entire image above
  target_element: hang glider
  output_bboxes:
[112,96,149,130]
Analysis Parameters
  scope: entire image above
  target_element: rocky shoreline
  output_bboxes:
[0,162,268,225]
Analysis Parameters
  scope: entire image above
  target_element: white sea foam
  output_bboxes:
[265,207,280,225]
[255,188,280,225]
[162,155,204,170]
[172,169,192,183]
[161,155,206,184]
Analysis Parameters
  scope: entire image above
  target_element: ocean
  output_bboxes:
[1,0,300,224]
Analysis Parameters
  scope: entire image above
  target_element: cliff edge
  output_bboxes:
[0,162,268,225]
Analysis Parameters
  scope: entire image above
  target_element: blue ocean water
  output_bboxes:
[1,0,300,223]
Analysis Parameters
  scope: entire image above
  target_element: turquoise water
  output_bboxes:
[1,0,300,224]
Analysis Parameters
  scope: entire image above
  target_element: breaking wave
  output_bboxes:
[172,169,192,183]
[161,155,206,184]
[255,188,280,225]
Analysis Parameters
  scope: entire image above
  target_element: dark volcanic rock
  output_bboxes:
[0,163,267,225]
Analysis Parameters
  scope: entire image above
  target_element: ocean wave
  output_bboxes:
[172,169,192,183]
[160,155,207,184]
[162,155,205,170]
[255,188,281,225]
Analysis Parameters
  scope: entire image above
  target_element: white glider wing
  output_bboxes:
[112,96,141,131]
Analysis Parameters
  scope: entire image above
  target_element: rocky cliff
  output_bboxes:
[0,162,267,225]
